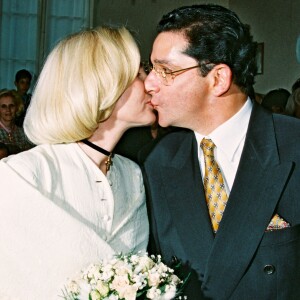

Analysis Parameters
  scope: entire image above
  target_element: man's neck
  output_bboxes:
[194,93,248,135]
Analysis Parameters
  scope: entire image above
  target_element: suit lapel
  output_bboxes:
[160,131,214,274]
[203,104,294,299]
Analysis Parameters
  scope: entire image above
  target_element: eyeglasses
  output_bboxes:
[149,63,199,86]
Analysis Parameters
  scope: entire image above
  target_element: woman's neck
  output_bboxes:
[78,119,126,174]
[0,119,14,132]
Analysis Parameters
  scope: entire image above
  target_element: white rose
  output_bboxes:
[148,272,161,287]
[170,274,182,285]
[110,274,130,293]
[134,256,155,273]
[90,290,101,300]
[111,260,132,277]
[96,280,109,297]
[118,285,138,300]
[100,266,115,281]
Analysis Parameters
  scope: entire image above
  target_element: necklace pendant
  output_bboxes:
[105,154,113,172]
[8,132,13,142]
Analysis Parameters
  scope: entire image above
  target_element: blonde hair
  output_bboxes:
[24,26,140,144]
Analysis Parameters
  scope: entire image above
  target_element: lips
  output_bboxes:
[145,100,153,107]
[150,100,158,108]
[145,96,154,107]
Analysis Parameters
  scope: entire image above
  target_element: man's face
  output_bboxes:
[144,31,211,130]
[15,77,31,96]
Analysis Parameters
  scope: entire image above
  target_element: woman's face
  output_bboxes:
[111,67,156,128]
[0,96,17,124]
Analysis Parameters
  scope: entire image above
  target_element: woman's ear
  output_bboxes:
[210,64,232,96]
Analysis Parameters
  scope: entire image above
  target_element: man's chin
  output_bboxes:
[157,120,170,128]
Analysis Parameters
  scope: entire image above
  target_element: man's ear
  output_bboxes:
[210,64,232,96]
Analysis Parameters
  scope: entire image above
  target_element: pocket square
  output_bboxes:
[266,214,291,231]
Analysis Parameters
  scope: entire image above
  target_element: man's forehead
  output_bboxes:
[151,31,189,64]
[18,78,30,83]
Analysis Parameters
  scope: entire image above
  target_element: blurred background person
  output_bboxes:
[261,88,290,114]
[14,69,32,127]
[285,78,300,118]
[0,142,9,159]
[0,89,33,154]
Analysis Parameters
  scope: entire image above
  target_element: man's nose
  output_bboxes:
[144,71,160,94]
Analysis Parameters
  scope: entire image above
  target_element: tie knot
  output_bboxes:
[200,138,215,156]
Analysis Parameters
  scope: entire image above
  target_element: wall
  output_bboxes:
[229,0,300,94]
[94,0,300,94]
[93,0,228,60]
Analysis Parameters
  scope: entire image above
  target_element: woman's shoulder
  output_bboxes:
[1,144,72,183]
[3,144,62,163]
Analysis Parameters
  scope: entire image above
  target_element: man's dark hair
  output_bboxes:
[261,88,291,111]
[292,78,300,93]
[15,69,32,82]
[157,4,257,95]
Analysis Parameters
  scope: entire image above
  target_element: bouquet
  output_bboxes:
[61,252,188,300]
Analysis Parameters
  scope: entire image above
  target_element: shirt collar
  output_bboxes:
[194,98,253,161]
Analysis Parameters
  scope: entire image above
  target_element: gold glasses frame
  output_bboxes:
[149,64,199,86]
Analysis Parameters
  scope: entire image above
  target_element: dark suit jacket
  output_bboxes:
[140,103,300,299]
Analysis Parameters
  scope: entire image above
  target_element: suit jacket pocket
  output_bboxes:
[260,223,300,247]
[230,224,300,299]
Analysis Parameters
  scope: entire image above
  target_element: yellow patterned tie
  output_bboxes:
[200,138,228,233]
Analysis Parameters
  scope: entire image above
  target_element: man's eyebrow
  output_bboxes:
[153,59,171,65]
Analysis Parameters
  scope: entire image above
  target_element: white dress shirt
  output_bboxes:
[194,98,253,195]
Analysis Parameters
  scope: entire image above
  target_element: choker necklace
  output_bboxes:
[81,139,113,172]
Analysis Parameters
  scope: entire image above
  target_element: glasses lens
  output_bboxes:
[153,65,173,86]
[164,73,173,86]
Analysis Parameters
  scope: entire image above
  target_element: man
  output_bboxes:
[285,77,300,118]
[142,4,300,299]
[14,69,32,126]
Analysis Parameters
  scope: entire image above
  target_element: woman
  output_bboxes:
[0,26,155,299]
[0,89,33,154]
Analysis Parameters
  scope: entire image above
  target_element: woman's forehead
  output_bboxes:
[0,96,14,104]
